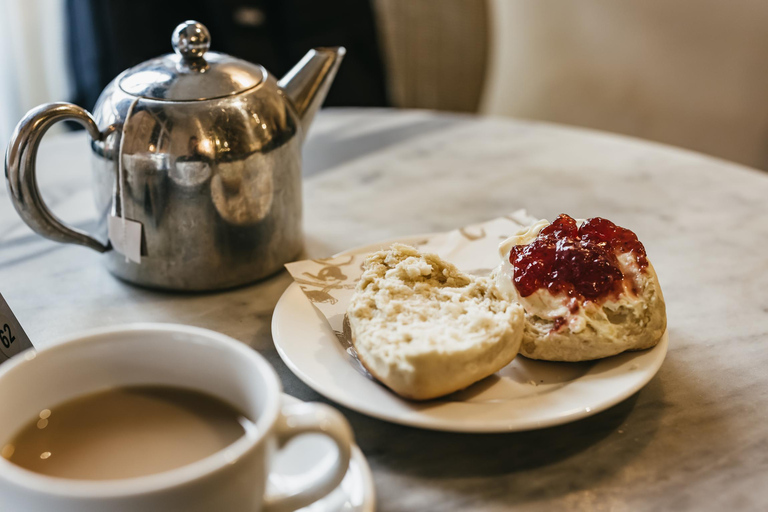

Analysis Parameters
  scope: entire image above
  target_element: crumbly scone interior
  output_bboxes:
[350,244,514,358]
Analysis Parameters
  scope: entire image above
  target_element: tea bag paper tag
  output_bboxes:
[0,293,34,363]
[108,215,143,264]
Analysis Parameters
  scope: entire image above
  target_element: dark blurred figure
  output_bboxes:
[67,0,389,111]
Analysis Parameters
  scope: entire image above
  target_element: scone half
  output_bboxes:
[347,244,524,401]
[495,215,667,362]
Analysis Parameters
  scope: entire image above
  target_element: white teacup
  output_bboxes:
[0,324,354,512]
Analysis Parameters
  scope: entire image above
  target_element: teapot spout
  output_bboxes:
[279,47,345,137]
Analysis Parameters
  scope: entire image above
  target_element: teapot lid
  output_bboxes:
[118,20,265,101]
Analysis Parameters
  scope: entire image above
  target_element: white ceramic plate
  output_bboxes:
[272,237,668,433]
[268,394,375,512]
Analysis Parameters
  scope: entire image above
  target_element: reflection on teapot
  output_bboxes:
[171,136,213,189]
[5,21,344,291]
[211,156,274,226]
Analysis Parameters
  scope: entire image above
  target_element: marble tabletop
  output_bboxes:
[2,108,767,511]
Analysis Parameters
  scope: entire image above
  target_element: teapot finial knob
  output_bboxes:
[172,20,211,61]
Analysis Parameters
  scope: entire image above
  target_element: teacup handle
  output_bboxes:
[263,402,354,512]
[5,102,109,252]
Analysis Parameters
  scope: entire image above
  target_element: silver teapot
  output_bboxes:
[5,21,344,290]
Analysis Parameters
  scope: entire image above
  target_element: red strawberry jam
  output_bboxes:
[509,214,648,302]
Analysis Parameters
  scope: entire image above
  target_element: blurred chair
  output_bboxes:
[375,0,768,170]
[373,0,489,112]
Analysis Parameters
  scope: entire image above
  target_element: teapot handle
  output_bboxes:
[5,102,109,252]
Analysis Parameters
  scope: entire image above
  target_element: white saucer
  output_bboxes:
[268,394,375,512]
[272,237,668,433]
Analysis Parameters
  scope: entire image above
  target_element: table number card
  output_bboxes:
[0,293,34,363]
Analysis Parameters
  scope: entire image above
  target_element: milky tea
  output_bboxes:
[1,386,254,480]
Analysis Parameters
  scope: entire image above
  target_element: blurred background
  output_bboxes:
[3,0,768,169]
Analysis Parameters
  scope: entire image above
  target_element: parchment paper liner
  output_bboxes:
[285,210,538,378]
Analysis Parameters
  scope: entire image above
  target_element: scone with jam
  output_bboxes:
[494,214,666,362]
